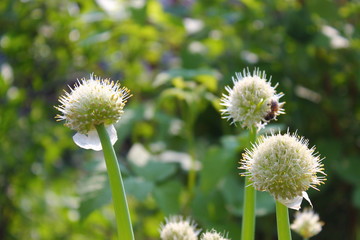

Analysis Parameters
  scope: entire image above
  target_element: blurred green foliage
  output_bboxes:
[0,0,359,239]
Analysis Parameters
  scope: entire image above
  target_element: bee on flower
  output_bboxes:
[220,68,284,130]
[55,73,131,151]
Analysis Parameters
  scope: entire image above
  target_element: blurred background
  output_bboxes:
[0,0,359,239]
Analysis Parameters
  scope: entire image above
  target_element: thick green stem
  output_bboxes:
[241,126,257,240]
[241,177,256,240]
[96,124,134,240]
[276,201,292,240]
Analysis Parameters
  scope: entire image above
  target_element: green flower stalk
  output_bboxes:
[276,201,292,240]
[55,73,134,240]
[220,68,284,240]
[159,216,200,240]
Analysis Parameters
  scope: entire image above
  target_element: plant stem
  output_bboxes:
[241,126,257,240]
[276,201,292,240]
[180,98,197,207]
[96,124,134,240]
[186,125,196,199]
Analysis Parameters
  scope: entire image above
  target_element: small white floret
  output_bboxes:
[200,229,230,240]
[159,215,200,240]
[291,208,324,238]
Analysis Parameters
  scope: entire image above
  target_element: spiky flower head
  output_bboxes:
[291,208,324,239]
[200,230,230,240]
[159,216,200,240]
[220,68,284,130]
[55,73,131,151]
[240,131,326,210]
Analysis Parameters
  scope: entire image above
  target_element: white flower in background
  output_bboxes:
[321,25,350,49]
[188,41,207,54]
[183,18,204,34]
[159,216,200,240]
[240,50,259,64]
[95,0,129,20]
[240,131,326,210]
[291,208,324,239]
[200,230,230,240]
[55,73,131,151]
[220,68,284,130]
[159,151,201,171]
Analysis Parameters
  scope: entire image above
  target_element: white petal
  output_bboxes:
[277,192,312,210]
[278,196,303,210]
[72,125,118,151]
[302,191,313,208]
[73,130,102,151]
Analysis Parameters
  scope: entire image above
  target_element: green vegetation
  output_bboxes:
[0,0,359,239]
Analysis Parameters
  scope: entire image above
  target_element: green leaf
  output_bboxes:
[154,68,217,87]
[199,146,237,193]
[116,103,148,143]
[167,68,216,80]
[77,159,112,221]
[79,31,111,46]
[153,180,182,215]
[195,74,218,92]
[256,191,275,216]
[131,160,177,182]
[78,179,112,221]
[123,177,154,200]
[332,156,360,186]
[220,131,250,152]
[191,189,228,223]
[353,186,360,209]
[220,175,244,216]
[220,176,275,217]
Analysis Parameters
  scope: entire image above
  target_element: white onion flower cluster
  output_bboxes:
[159,216,200,240]
[240,131,326,210]
[55,73,131,151]
[159,216,230,240]
[291,208,324,238]
[220,68,284,130]
[200,230,230,240]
